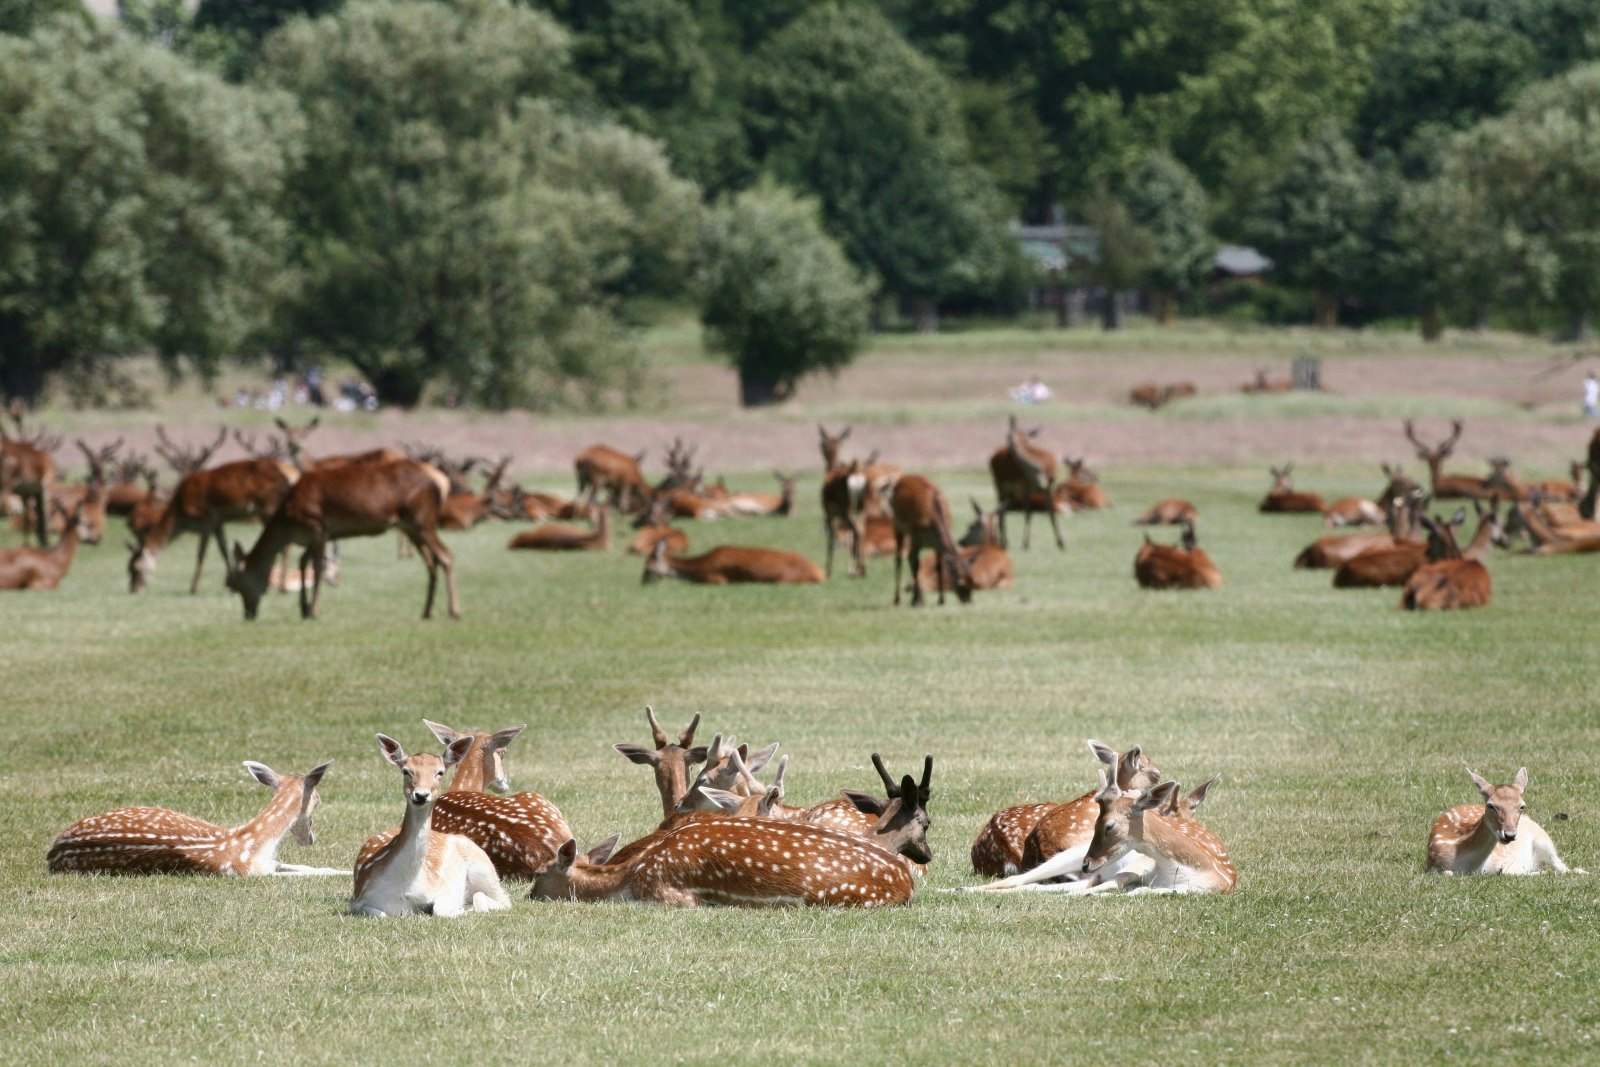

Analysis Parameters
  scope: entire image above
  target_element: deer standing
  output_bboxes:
[990,416,1064,549]
[892,474,974,607]
[1427,767,1575,875]
[1134,521,1222,589]
[0,502,87,590]
[47,759,340,876]
[1258,464,1326,514]
[1404,419,1495,499]
[350,735,511,917]
[507,508,610,551]
[574,444,651,513]
[643,540,825,584]
[1133,499,1197,525]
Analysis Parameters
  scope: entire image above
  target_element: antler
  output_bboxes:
[871,753,899,797]
[1444,419,1464,454]
[1402,418,1428,456]
[645,705,669,749]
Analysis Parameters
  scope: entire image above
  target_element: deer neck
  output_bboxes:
[654,757,691,818]
[53,525,80,565]
[446,736,488,794]
[1454,808,1503,869]
[1517,501,1562,547]
[1462,513,1497,560]
[561,857,638,901]
[242,515,295,583]
[227,779,305,873]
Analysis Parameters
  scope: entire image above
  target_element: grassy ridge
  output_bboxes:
[3,464,1598,1064]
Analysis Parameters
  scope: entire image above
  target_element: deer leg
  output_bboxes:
[1048,504,1065,550]
[824,516,836,577]
[893,531,906,607]
[996,503,1009,549]
[908,545,925,608]
[847,514,865,578]
[302,545,324,619]
[31,490,48,547]
[271,863,352,876]
[1022,507,1033,549]
[935,548,947,606]
[190,527,214,594]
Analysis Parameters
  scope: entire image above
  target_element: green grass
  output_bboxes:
[4,462,1599,1064]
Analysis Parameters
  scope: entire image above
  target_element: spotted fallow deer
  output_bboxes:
[970,741,1158,881]
[529,757,933,908]
[1068,777,1236,894]
[1133,499,1197,525]
[1427,767,1576,875]
[613,707,708,820]
[350,735,511,917]
[1257,464,1325,514]
[892,474,974,607]
[990,416,1064,550]
[423,720,573,880]
[1401,508,1494,611]
[574,443,651,513]
[643,539,825,585]
[47,759,340,876]
[506,507,610,551]
[1404,419,1495,499]
[1134,521,1222,590]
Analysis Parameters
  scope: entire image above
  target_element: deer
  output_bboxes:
[613,707,708,820]
[819,426,900,520]
[1258,464,1326,514]
[0,403,58,546]
[1336,503,1494,589]
[891,474,975,607]
[1241,368,1292,394]
[1404,419,1495,499]
[643,539,825,585]
[529,756,933,908]
[821,457,868,578]
[970,740,1159,880]
[1129,383,1165,409]
[1427,767,1576,875]
[990,416,1064,550]
[19,439,115,544]
[627,522,689,557]
[1068,776,1236,894]
[1583,427,1600,520]
[515,488,588,522]
[506,507,610,551]
[0,501,88,590]
[1133,499,1197,525]
[1508,495,1600,555]
[268,544,341,593]
[440,455,511,530]
[1296,492,1422,569]
[719,472,799,517]
[47,759,341,876]
[914,499,1012,593]
[574,443,651,513]
[1056,456,1110,510]
[225,458,459,620]
[105,451,157,516]
[350,734,511,916]
[423,719,574,881]
[1134,521,1222,589]
[1322,496,1385,527]
[1401,507,1495,610]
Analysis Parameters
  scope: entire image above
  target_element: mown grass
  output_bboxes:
[3,460,1598,1065]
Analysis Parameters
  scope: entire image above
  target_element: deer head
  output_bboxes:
[244,759,333,846]
[612,706,706,816]
[377,733,473,810]
[838,754,935,865]
[818,424,851,469]
[1466,766,1529,844]
[422,719,526,794]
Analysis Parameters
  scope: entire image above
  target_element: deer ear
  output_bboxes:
[1513,767,1528,791]
[1184,777,1216,812]
[1134,781,1178,812]
[840,789,889,816]
[586,834,620,864]
[1466,766,1491,797]
[243,761,279,788]
[555,838,578,871]
[302,760,333,791]
[898,775,919,808]
[744,742,779,774]
[613,743,660,766]
[685,746,709,766]
[696,787,743,812]
[377,734,407,766]
[421,719,458,745]
[443,736,474,768]
[1086,739,1117,767]
[490,724,527,750]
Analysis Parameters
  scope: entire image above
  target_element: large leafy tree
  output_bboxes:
[256,0,701,408]
[0,18,301,403]
[1121,152,1214,325]
[0,0,81,37]
[1080,187,1154,331]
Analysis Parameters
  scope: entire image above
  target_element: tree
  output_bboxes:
[1121,152,1214,325]
[0,0,82,37]
[1080,186,1154,331]
[256,0,701,408]
[700,181,869,406]
[192,0,344,78]
[1392,161,1508,338]
[0,18,302,403]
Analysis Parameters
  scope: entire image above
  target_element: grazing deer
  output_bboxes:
[0,404,58,546]
[350,734,511,917]
[529,757,933,908]
[720,472,798,517]
[1401,508,1494,610]
[914,499,1012,592]
[1134,521,1222,589]
[506,508,610,551]
[643,540,825,585]
[0,502,87,590]
[1133,499,1197,525]
[970,740,1158,880]
[226,459,459,620]
[423,719,574,881]
[1258,464,1326,514]
[574,444,651,513]
[990,416,1064,550]
[1428,767,1576,875]
[47,759,339,876]
[1057,456,1110,510]
[892,474,975,607]
[1404,419,1495,499]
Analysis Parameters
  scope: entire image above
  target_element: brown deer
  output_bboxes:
[507,507,610,551]
[822,458,867,578]
[1258,464,1326,513]
[225,459,459,620]
[643,539,825,585]
[989,416,1064,549]
[720,472,798,517]
[47,759,339,876]
[1296,492,1421,568]
[1404,419,1495,498]
[516,489,588,522]
[1427,767,1575,875]
[892,474,975,607]
[0,404,58,546]
[1134,521,1222,589]
[350,734,510,916]
[574,444,651,513]
[1322,497,1384,527]
[1241,368,1293,394]
[440,455,511,530]
[612,707,707,819]
[627,523,689,557]
[1583,427,1600,519]
[1401,509,1493,610]
[1056,456,1110,510]
[1509,495,1600,555]
[105,451,157,517]
[1073,777,1236,894]
[0,501,86,590]
[914,499,1013,593]
[1133,499,1197,525]
[21,439,115,544]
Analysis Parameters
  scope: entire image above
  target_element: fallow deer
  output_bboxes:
[1258,464,1325,514]
[47,759,339,876]
[1133,499,1197,525]
[1404,419,1495,498]
[613,707,708,819]
[892,474,974,607]
[0,404,58,546]
[1427,767,1576,875]
[574,443,651,513]
[1071,777,1236,894]
[1401,508,1494,610]
[1134,522,1222,589]
[1056,456,1110,510]
[226,459,459,620]
[0,502,87,590]
[350,734,510,916]
[990,416,1064,549]
[643,540,825,585]
[506,508,610,551]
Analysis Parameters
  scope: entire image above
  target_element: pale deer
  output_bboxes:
[0,404,58,547]
[0,502,88,590]
[1401,509,1494,610]
[1067,777,1236,894]
[914,500,1013,593]
[1133,499,1197,525]
[643,540,825,585]
[1404,419,1495,499]
[226,459,459,620]
[892,474,975,607]
[574,443,651,513]
[47,759,340,876]
[1427,767,1576,875]
[1322,497,1385,527]
[1258,464,1326,514]
[720,472,799,517]
[506,508,610,551]
[990,416,1064,549]
[1134,522,1222,589]
[1057,456,1110,510]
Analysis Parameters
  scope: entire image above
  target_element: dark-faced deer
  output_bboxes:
[1427,767,1575,875]
[1258,464,1325,514]
[892,474,974,606]
[643,540,825,584]
[1134,521,1222,589]
[989,416,1064,549]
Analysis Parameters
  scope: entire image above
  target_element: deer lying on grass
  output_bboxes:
[529,757,933,908]
[440,456,511,530]
[892,474,975,607]
[990,416,1064,549]
[105,451,157,517]
[226,459,458,620]
[350,735,511,917]
[268,545,341,593]
[970,741,1157,879]
[613,707,708,819]
[1129,382,1196,409]
[1133,499,1197,525]
[574,444,651,513]
[627,523,689,557]
[1057,457,1110,510]
[506,508,610,551]
[1404,419,1495,499]
[1134,521,1222,589]
[1401,508,1495,610]
[1241,369,1292,394]
[1258,464,1325,514]
[424,719,573,880]
[720,472,799,517]
[1427,767,1576,875]
[1322,496,1385,527]
[0,403,58,546]
[17,439,117,543]
[914,499,1013,593]
[0,502,87,590]
[47,759,340,876]
[1296,492,1422,569]
[1336,502,1495,590]
[1508,495,1600,554]
[643,539,825,584]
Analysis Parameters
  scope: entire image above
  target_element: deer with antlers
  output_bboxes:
[19,439,117,544]
[226,459,459,620]
[643,539,825,584]
[1403,419,1497,499]
[627,496,690,556]
[1400,506,1495,610]
[350,734,510,916]
[990,416,1065,550]
[892,474,975,607]
[0,403,59,546]
[1427,767,1576,875]
[440,456,511,530]
[574,443,651,513]
[0,500,88,590]
[48,759,340,876]
[1257,464,1325,514]
[1135,521,1222,589]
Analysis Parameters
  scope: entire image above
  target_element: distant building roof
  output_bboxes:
[1215,245,1273,276]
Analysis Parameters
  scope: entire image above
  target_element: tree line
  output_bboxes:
[4,0,1600,408]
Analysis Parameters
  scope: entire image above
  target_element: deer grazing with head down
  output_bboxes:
[1427,767,1575,875]
[1258,464,1325,514]
[990,416,1064,549]
[1134,521,1222,589]
[350,734,511,917]
[47,759,340,876]
[643,539,825,585]
[1400,506,1495,610]
[892,474,975,607]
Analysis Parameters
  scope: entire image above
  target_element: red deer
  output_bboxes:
[574,444,650,513]
[47,758,339,876]
[1427,767,1576,875]
[0,404,58,546]
[822,457,867,578]
[0,502,87,590]
[21,439,115,544]
[1129,383,1164,409]
[1241,368,1293,394]
[516,489,588,522]
[627,523,689,557]
[1133,499,1197,525]
[1333,503,1475,589]
[1401,509,1493,610]
[1056,456,1110,510]
[1404,419,1495,499]
[1322,497,1384,527]
[350,734,510,916]
[105,452,157,517]
[1583,427,1600,519]
[507,507,610,552]
[643,540,825,585]
[970,740,1157,880]
[892,474,975,606]
[1508,495,1600,555]
[1296,492,1422,568]
[720,472,798,517]
[989,416,1064,549]
[914,500,1013,592]
[1258,464,1326,513]
[1134,522,1222,589]
[440,456,511,530]
[225,459,459,620]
